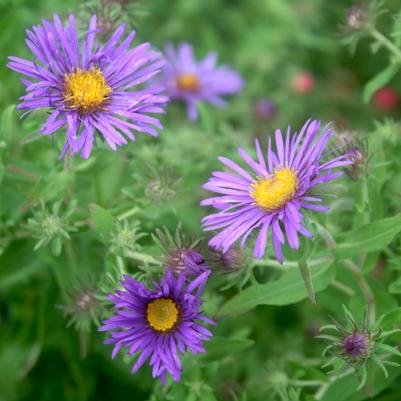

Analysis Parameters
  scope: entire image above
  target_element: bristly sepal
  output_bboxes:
[318,305,401,391]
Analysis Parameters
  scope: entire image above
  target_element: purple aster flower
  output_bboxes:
[99,270,215,383]
[7,15,167,159]
[161,42,242,121]
[201,119,353,263]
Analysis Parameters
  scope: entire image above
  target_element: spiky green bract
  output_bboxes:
[58,275,103,332]
[319,305,401,391]
[26,200,78,256]
[152,224,209,277]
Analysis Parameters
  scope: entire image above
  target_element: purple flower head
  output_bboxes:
[253,99,277,122]
[99,270,215,383]
[161,42,243,121]
[209,245,247,272]
[7,15,168,159]
[167,248,210,277]
[343,332,369,358]
[155,225,210,278]
[201,119,353,263]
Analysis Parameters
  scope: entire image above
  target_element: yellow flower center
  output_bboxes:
[64,67,112,113]
[176,73,199,92]
[250,168,298,211]
[146,298,179,332]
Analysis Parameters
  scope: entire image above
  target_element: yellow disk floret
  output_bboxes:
[176,73,199,92]
[250,167,298,211]
[64,67,112,113]
[146,298,179,332]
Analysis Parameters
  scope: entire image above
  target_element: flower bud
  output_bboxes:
[253,99,277,122]
[292,72,315,94]
[373,87,399,112]
[343,331,370,359]
[347,6,368,30]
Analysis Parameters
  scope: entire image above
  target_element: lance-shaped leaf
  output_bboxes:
[217,258,334,318]
[334,214,401,258]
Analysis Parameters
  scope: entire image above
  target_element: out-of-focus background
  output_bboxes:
[1,1,401,401]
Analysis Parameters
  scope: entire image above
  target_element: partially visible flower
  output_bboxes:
[26,200,77,255]
[253,99,277,123]
[7,14,167,159]
[347,6,368,30]
[372,87,399,113]
[161,42,242,121]
[99,270,215,383]
[209,245,247,272]
[78,0,149,38]
[335,131,368,180]
[291,72,315,94]
[201,119,352,263]
[319,306,401,390]
[153,225,209,277]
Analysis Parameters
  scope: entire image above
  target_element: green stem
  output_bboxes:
[343,259,376,324]
[116,255,126,275]
[289,380,324,387]
[369,27,401,61]
[117,207,140,221]
[252,255,333,270]
[330,279,355,297]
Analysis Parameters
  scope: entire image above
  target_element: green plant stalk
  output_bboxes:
[252,255,333,270]
[343,259,376,324]
[369,27,401,61]
[330,279,355,297]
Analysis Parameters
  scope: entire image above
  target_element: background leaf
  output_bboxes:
[334,214,401,258]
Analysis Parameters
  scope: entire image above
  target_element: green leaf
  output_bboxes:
[202,337,255,361]
[334,214,401,258]
[217,259,334,318]
[0,240,44,289]
[0,104,15,146]
[375,307,401,331]
[89,203,114,240]
[298,260,316,304]
[362,63,401,103]
[389,276,401,294]
[319,366,401,401]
